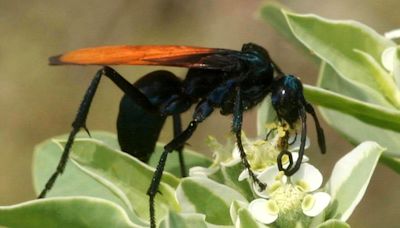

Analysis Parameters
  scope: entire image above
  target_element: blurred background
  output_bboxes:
[0,0,399,227]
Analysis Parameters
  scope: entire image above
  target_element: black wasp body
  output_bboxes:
[40,43,325,228]
[118,43,274,162]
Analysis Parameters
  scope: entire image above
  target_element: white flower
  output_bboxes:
[190,124,310,182]
[236,132,310,181]
[248,164,331,227]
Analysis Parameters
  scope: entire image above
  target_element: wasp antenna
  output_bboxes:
[305,103,326,154]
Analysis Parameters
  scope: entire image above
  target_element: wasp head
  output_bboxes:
[271,75,305,126]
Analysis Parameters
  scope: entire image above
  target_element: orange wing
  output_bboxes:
[49,45,242,70]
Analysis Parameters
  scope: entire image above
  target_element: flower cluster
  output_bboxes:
[191,123,331,227]
[248,164,331,227]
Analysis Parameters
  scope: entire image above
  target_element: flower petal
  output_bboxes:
[255,166,286,197]
[248,199,279,224]
[232,146,241,159]
[257,166,281,185]
[302,192,331,217]
[291,163,323,192]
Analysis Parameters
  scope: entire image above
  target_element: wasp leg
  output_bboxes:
[147,98,214,228]
[280,108,307,176]
[232,87,266,191]
[147,120,198,228]
[277,149,294,172]
[172,114,187,177]
[38,66,157,198]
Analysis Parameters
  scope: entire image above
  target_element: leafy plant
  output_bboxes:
[0,131,383,227]
[260,3,400,172]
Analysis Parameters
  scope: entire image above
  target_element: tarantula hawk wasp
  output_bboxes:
[38,43,325,227]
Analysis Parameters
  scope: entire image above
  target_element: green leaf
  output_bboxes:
[229,200,248,225]
[353,49,400,108]
[380,154,400,174]
[316,63,400,157]
[283,11,395,98]
[236,208,268,228]
[0,197,140,228]
[394,47,400,89]
[258,3,295,44]
[53,131,121,150]
[303,84,400,133]
[325,141,384,221]
[316,62,393,108]
[220,163,254,201]
[33,130,214,224]
[208,166,228,185]
[33,133,142,223]
[257,96,276,137]
[259,3,316,62]
[229,200,269,228]
[149,143,212,177]
[159,212,234,228]
[316,219,350,228]
[159,211,208,228]
[33,132,182,224]
[67,139,180,222]
[176,177,247,225]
